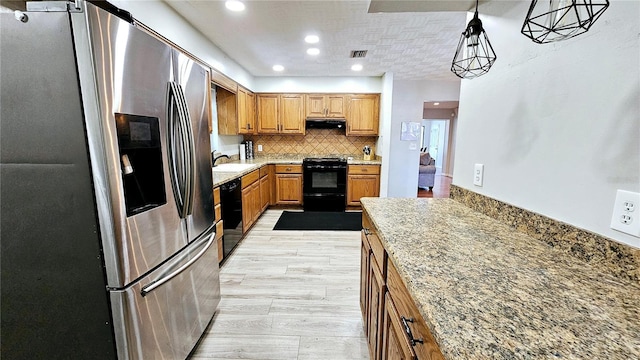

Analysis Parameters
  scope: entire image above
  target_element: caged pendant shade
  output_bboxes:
[521,0,610,44]
[451,1,497,79]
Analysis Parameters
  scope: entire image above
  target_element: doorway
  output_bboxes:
[421,119,448,175]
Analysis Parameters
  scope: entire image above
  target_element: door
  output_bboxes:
[368,256,385,360]
[260,174,270,212]
[257,94,279,133]
[275,174,303,204]
[280,94,305,134]
[173,51,215,243]
[327,94,345,118]
[428,123,440,162]
[347,94,379,136]
[110,229,220,360]
[348,175,380,206]
[85,5,186,287]
[305,94,326,117]
[382,294,416,360]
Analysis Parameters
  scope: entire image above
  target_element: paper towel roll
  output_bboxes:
[239,144,246,160]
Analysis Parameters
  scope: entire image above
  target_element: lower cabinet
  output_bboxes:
[382,293,416,360]
[362,216,386,360]
[275,164,303,205]
[361,211,445,360]
[213,186,224,263]
[348,165,380,207]
[260,169,270,212]
[241,168,266,233]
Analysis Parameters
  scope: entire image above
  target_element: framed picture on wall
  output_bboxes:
[400,121,421,141]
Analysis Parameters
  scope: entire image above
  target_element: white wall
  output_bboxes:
[111,0,253,88]
[453,1,640,248]
[387,80,461,197]
[253,77,382,93]
[378,72,394,197]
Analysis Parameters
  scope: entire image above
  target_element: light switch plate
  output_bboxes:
[473,164,484,187]
[610,190,640,237]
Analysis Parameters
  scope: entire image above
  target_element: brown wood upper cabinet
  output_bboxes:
[217,85,255,135]
[305,94,345,118]
[237,86,256,134]
[257,93,305,135]
[215,86,238,136]
[347,94,380,136]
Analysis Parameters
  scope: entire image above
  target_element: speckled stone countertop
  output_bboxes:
[211,155,381,187]
[360,197,640,360]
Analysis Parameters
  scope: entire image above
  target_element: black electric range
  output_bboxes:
[302,157,347,211]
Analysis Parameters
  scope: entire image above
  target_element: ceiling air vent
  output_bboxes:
[350,50,368,58]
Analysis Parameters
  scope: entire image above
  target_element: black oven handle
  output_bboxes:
[304,165,346,170]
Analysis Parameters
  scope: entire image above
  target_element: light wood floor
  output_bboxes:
[417,175,452,198]
[190,210,369,360]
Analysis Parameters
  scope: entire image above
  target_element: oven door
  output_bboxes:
[303,165,346,195]
[303,163,347,211]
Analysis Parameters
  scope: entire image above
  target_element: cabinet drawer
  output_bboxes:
[241,169,260,188]
[215,219,224,241]
[349,165,380,175]
[213,187,221,205]
[259,165,269,178]
[363,212,385,275]
[214,203,222,222]
[275,164,302,174]
[387,260,444,360]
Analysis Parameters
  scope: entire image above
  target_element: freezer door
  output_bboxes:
[173,51,216,242]
[110,226,220,360]
[81,4,187,287]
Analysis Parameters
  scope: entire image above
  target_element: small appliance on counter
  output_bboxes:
[244,140,254,159]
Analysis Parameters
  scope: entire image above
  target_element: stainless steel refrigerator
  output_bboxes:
[0,1,220,359]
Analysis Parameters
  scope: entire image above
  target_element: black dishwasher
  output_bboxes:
[220,179,242,262]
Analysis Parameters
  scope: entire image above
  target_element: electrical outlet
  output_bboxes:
[257,144,263,152]
[610,190,640,237]
[473,164,484,187]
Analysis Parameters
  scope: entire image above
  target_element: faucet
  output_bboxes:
[212,152,230,167]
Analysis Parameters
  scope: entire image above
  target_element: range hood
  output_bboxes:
[305,118,346,129]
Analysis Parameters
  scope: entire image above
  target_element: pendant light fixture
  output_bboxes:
[521,0,609,44]
[451,0,497,79]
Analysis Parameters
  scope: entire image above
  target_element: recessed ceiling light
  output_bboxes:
[351,64,363,71]
[272,65,284,72]
[305,35,320,44]
[225,0,245,12]
[433,102,440,106]
[306,48,320,56]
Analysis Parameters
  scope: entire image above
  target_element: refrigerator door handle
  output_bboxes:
[174,84,196,217]
[167,82,185,218]
[140,229,215,297]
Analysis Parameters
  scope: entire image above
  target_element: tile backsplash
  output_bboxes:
[244,129,377,157]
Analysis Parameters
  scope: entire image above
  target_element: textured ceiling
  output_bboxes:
[164,0,470,81]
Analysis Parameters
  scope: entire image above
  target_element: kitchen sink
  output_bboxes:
[212,163,256,172]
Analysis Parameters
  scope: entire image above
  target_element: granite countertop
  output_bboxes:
[211,155,382,187]
[360,197,640,360]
